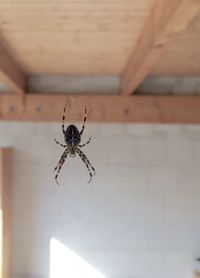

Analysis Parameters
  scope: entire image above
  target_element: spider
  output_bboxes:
[54,105,95,184]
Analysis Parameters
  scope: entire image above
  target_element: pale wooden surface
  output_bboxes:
[153,12,200,75]
[121,0,200,95]
[0,0,155,74]
[0,148,11,278]
[0,1,199,77]
[0,94,200,123]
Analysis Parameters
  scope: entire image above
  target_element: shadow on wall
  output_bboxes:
[14,238,108,278]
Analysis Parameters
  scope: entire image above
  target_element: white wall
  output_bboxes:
[0,122,200,278]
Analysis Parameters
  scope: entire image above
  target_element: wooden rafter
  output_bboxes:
[0,148,11,278]
[0,94,200,123]
[121,0,200,95]
[0,46,26,95]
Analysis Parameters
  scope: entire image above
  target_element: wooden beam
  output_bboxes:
[121,0,200,95]
[0,94,200,123]
[0,148,11,278]
[0,46,26,95]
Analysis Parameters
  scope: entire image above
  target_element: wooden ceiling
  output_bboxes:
[0,0,156,75]
[153,12,200,75]
[0,0,199,76]
[0,0,200,123]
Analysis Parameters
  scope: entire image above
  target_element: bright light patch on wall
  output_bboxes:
[50,238,107,278]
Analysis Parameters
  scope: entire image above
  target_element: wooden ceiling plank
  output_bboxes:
[0,94,200,124]
[121,0,200,95]
[0,47,26,95]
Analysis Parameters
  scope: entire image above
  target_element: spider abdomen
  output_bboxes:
[65,124,81,146]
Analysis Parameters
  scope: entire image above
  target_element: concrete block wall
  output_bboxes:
[0,122,199,278]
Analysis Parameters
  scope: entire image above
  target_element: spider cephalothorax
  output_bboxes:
[54,105,95,184]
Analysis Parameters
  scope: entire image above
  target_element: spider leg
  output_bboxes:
[77,148,95,175]
[77,150,92,183]
[79,137,91,148]
[54,138,67,148]
[55,150,69,185]
[77,148,95,183]
[54,149,68,171]
[62,104,67,135]
[79,106,87,136]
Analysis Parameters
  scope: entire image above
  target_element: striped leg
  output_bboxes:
[54,149,68,171]
[54,138,67,148]
[80,106,87,136]
[62,104,67,135]
[55,150,69,185]
[77,148,95,183]
[79,137,91,148]
[77,148,95,175]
